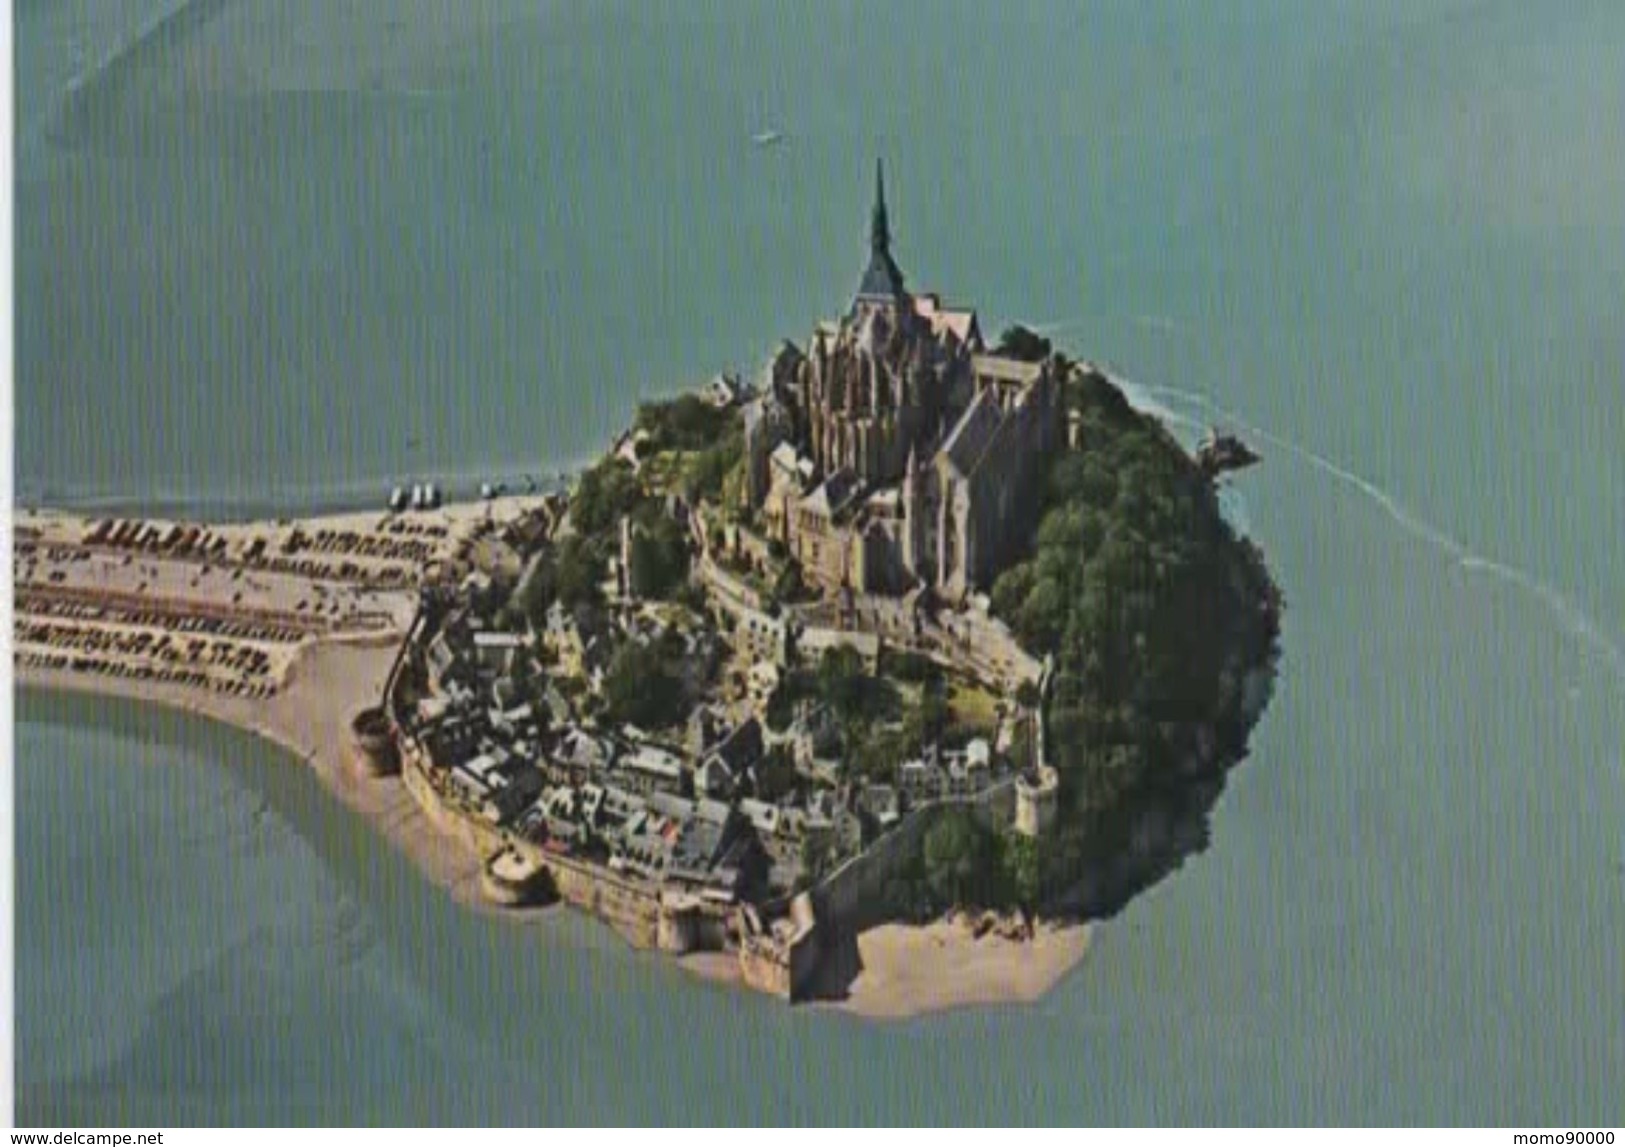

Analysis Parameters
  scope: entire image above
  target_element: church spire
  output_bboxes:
[871,158,890,257]
[853,158,907,307]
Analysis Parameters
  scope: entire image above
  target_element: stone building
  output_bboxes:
[743,161,1063,601]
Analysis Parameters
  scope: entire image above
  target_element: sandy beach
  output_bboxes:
[680,918,1092,1019]
[18,639,491,906]
[836,919,1091,1018]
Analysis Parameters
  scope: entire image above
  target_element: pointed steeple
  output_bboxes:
[871,158,891,257]
[853,157,907,308]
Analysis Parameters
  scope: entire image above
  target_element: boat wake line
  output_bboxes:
[1114,374,1625,691]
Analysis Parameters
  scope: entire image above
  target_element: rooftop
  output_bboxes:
[940,391,1004,478]
[970,354,1045,385]
[625,744,684,779]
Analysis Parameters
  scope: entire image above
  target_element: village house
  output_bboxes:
[481,766,546,827]
[738,797,782,838]
[548,726,616,785]
[610,814,675,881]
[618,743,686,796]
[898,753,945,803]
[694,757,735,801]
[943,737,994,796]
[539,787,590,849]
[696,717,764,800]
[470,629,524,675]
[688,704,729,756]
[425,630,464,693]
[665,797,758,900]
[857,783,901,839]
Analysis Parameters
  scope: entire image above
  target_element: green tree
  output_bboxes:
[1000,831,1041,910]
[554,536,605,609]
[816,644,868,720]
[921,810,995,908]
[905,675,950,749]
[799,834,833,887]
[879,648,941,684]
[849,725,913,784]
[753,744,798,803]
[770,559,806,605]
[1008,718,1035,771]
[516,557,557,629]
[627,513,690,599]
[683,429,745,503]
[978,365,1281,867]
[603,641,686,729]
[721,454,752,522]
[572,459,644,537]
[995,324,1053,363]
[636,393,737,452]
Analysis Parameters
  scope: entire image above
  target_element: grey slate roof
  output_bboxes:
[801,468,861,518]
[709,717,764,772]
[855,249,907,304]
[940,391,1004,478]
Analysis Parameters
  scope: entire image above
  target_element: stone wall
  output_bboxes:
[794,624,880,669]
[811,779,1016,934]
[790,592,1040,694]
[545,848,665,948]
[399,743,668,947]
[737,895,821,1001]
[737,941,793,998]
[925,608,1043,692]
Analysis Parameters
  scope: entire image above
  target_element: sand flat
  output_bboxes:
[833,920,1091,1019]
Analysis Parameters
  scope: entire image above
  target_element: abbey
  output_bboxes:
[742,162,1064,600]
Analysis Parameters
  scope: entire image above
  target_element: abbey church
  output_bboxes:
[742,162,1064,600]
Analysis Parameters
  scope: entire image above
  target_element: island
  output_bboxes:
[14,162,1281,1018]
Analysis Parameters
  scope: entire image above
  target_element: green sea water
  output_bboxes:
[13,0,1625,1124]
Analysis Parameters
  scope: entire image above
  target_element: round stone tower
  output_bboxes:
[347,706,400,778]
[1015,765,1059,838]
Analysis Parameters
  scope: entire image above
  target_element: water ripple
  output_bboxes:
[1119,376,1625,689]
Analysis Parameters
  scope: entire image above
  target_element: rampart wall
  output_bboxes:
[811,779,1016,934]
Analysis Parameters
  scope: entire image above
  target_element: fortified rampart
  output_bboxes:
[811,779,1016,934]
[737,894,820,1001]
[399,742,675,947]
[347,706,400,777]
